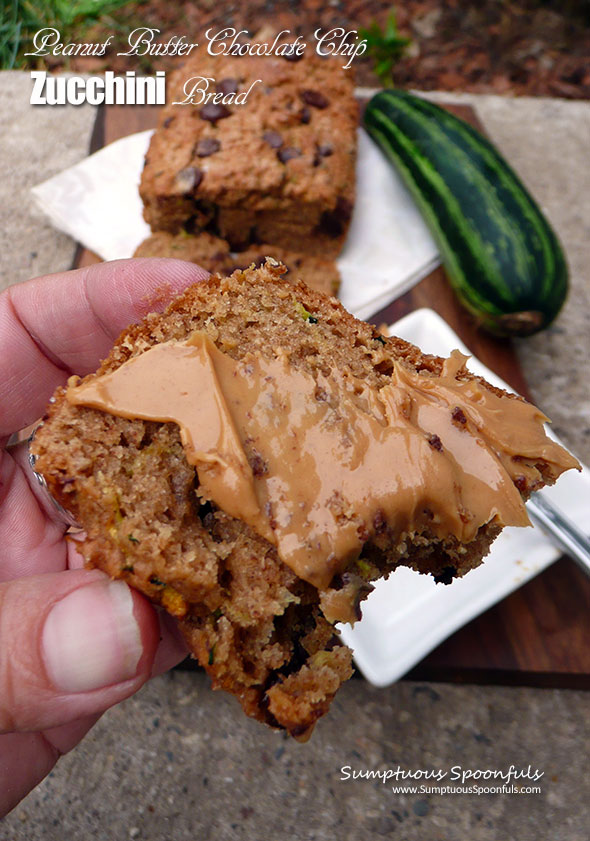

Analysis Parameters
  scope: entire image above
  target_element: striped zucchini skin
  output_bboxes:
[363,90,568,336]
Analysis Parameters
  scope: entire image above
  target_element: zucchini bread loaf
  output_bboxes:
[31,262,578,739]
[139,50,358,257]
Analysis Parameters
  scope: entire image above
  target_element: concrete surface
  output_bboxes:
[0,72,96,290]
[1,70,589,839]
[5,674,590,841]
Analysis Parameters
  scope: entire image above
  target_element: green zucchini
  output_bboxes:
[363,90,568,336]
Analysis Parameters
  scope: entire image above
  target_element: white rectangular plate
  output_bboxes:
[338,308,590,686]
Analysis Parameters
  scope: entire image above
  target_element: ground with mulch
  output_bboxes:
[30,0,590,98]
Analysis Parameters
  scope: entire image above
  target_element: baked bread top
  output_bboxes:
[140,50,358,216]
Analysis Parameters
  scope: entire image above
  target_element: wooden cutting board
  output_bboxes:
[75,102,590,687]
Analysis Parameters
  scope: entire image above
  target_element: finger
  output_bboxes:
[0,568,160,733]
[0,617,188,820]
[0,258,208,436]
[0,612,188,817]
[0,601,188,817]
[0,450,66,582]
[0,619,189,818]
[0,713,101,817]
[0,731,60,818]
[152,609,189,677]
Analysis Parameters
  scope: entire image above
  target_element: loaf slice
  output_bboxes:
[31,262,578,738]
[133,231,340,296]
[139,50,358,257]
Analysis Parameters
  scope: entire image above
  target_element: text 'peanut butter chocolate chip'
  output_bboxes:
[277,146,302,163]
[194,137,221,157]
[263,130,283,149]
[200,103,231,124]
[301,89,329,109]
[174,166,203,193]
[217,78,239,95]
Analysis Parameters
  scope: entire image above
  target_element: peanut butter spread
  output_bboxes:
[66,332,579,590]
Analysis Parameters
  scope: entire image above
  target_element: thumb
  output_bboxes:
[0,568,159,733]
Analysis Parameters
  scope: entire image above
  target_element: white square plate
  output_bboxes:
[339,308,590,686]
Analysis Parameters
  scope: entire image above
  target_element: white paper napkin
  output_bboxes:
[31,127,440,321]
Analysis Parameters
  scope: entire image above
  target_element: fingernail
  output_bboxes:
[42,580,143,693]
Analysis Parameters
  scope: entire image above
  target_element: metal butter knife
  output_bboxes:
[526,492,590,578]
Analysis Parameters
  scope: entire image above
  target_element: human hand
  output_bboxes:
[0,258,208,816]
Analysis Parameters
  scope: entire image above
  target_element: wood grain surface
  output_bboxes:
[74,101,590,686]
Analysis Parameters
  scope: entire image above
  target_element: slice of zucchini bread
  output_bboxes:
[31,261,578,739]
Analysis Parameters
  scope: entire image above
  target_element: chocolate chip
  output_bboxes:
[319,212,341,238]
[282,49,304,63]
[318,196,353,237]
[163,116,175,129]
[452,406,467,425]
[194,137,221,157]
[514,475,528,493]
[373,510,387,533]
[433,566,457,585]
[217,78,239,95]
[249,451,268,477]
[313,143,334,167]
[299,106,311,124]
[428,433,443,452]
[336,195,353,219]
[325,634,343,651]
[331,572,350,591]
[301,89,329,109]
[263,130,283,149]
[200,103,231,124]
[277,146,302,163]
[246,255,267,269]
[357,523,370,542]
[353,584,374,621]
[174,166,203,193]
